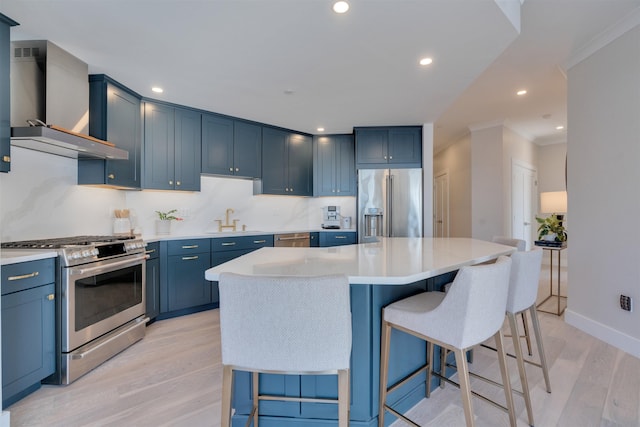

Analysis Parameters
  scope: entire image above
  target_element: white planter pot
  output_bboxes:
[156,219,172,235]
[543,233,557,241]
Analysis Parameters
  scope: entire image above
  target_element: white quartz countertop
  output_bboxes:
[205,237,516,285]
[0,249,58,265]
[143,228,355,242]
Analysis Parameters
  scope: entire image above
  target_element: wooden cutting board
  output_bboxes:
[49,124,116,147]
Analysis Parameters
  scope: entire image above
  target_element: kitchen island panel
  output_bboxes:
[208,238,511,426]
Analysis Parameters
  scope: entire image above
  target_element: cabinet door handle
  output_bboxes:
[169,180,174,185]
[221,242,236,246]
[229,167,234,172]
[108,173,115,179]
[46,294,55,301]
[181,245,199,249]
[2,155,10,163]
[8,271,39,281]
[389,156,393,160]
[176,181,181,186]
[253,240,266,244]
[182,256,199,261]
[235,167,239,172]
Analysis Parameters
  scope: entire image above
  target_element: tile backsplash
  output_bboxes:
[0,147,356,241]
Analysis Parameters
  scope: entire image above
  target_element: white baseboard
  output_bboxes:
[1,410,9,427]
[565,309,640,359]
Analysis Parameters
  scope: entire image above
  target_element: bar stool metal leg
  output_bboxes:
[494,330,517,427]
[529,305,552,393]
[507,312,534,426]
[378,320,391,427]
[221,366,234,427]
[338,369,350,427]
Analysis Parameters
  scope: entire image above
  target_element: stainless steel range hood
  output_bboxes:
[10,40,128,160]
[11,126,128,160]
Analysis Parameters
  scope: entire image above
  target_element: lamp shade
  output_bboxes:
[540,191,567,214]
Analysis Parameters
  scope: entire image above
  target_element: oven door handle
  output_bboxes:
[70,254,146,277]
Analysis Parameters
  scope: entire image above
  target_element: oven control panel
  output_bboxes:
[61,239,146,266]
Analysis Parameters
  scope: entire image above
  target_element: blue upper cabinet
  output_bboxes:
[260,127,312,196]
[201,114,261,179]
[314,134,355,196]
[79,75,142,188]
[0,14,18,173]
[355,126,422,168]
[143,101,201,191]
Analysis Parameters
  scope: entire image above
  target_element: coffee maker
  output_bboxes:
[321,206,341,229]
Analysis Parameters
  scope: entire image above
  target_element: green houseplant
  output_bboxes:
[155,209,182,234]
[536,214,567,242]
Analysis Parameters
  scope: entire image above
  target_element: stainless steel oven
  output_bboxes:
[2,236,148,384]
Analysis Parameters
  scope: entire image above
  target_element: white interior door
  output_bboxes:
[433,172,449,237]
[512,161,537,249]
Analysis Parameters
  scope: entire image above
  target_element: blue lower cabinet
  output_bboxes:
[161,239,212,315]
[309,232,319,247]
[211,235,273,303]
[1,258,56,409]
[319,231,356,247]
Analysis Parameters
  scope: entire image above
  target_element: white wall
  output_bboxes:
[470,125,504,240]
[537,143,566,193]
[0,147,356,241]
[566,24,640,358]
[434,134,472,237]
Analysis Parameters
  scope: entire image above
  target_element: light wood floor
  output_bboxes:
[6,265,640,427]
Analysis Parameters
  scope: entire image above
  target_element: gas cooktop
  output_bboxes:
[1,235,137,249]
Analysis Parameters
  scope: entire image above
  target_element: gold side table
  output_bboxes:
[535,244,567,315]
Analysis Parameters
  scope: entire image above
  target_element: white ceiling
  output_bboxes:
[4,0,640,152]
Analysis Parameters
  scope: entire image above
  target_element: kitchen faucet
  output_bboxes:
[216,208,239,232]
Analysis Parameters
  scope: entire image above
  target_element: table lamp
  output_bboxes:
[540,191,567,223]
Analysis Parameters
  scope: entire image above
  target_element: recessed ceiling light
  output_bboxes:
[333,1,349,13]
[516,89,527,96]
[419,57,433,66]
[317,127,325,132]
[284,89,295,95]
[152,87,164,93]
[556,126,565,130]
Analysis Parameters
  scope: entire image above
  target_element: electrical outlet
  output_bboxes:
[620,295,633,312]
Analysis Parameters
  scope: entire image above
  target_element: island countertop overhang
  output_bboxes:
[204,237,516,285]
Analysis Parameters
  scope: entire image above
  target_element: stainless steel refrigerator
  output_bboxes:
[357,168,423,242]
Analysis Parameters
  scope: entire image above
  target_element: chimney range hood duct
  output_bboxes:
[10,40,128,160]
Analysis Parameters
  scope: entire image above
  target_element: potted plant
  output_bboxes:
[155,209,183,235]
[536,214,567,242]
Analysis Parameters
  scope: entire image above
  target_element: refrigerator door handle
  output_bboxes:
[388,174,393,236]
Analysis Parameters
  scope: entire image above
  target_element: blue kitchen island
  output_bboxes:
[205,237,515,427]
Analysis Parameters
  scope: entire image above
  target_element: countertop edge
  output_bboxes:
[0,250,58,265]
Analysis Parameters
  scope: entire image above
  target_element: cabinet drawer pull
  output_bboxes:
[335,236,347,239]
[253,240,266,244]
[181,245,199,249]
[2,155,10,163]
[221,242,236,246]
[182,256,199,261]
[47,294,55,301]
[8,271,39,281]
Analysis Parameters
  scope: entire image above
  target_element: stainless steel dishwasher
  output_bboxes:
[274,232,311,247]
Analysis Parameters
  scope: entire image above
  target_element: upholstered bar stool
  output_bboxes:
[379,256,516,427]
[490,237,534,355]
[442,249,551,427]
[219,273,352,427]
[485,248,552,394]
